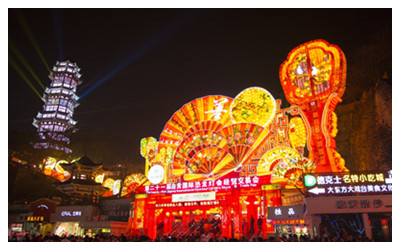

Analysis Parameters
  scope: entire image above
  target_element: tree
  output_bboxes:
[344,25,391,104]
[9,166,65,204]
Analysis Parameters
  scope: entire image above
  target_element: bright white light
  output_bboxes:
[148,165,164,184]
[296,66,304,75]
[312,66,318,75]
[385,170,392,184]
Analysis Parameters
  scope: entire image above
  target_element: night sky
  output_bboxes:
[8,8,391,169]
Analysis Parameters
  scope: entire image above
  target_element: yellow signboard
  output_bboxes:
[27,216,44,222]
[135,194,148,199]
[262,184,281,190]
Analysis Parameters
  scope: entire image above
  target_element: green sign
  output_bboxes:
[304,175,316,187]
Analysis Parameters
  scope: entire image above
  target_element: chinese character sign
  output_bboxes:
[267,205,306,220]
[205,98,229,120]
[140,175,269,194]
[305,171,392,196]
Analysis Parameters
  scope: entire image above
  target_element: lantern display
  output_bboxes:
[158,95,234,151]
[184,147,236,181]
[230,87,276,127]
[163,87,278,183]
[131,39,352,241]
[219,123,265,148]
[288,117,307,149]
[146,86,324,184]
[52,160,70,182]
[172,130,227,177]
[140,40,349,186]
[257,147,315,187]
[280,39,348,173]
[43,157,57,176]
[42,157,70,182]
[140,137,158,158]
[279,39,346,105]
[121,173,147,197]
[95,173,105,184]
[102,178,122,197]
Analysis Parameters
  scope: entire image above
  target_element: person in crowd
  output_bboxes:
[8,229,375,242]
[257,217,263,235]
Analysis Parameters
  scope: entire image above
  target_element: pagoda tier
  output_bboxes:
[33,60,82,154]
[53,178,108,197]
[60,155,103,179]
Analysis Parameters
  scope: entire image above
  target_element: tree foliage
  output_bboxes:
[344,25,391,104]
[9,166,65,204]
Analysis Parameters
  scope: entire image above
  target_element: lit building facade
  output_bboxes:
[33,60,82,153]
[55,155,108,202]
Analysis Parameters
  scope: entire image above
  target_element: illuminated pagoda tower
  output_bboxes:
[32,60,82,153]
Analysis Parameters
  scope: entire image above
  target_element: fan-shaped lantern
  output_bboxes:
[230,87,276,127]
[121,173,147,197]
[159,95,233,151]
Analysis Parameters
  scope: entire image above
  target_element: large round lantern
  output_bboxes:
[279,39,346,107]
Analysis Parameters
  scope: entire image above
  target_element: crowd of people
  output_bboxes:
[9,217,377,242]
[9,231,374,242]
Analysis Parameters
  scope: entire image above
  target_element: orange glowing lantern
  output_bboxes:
[121,173,146,197]
[280,39,346,107]
[43,157,57,176]
[280,40,348,173]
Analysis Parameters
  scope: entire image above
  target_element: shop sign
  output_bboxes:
[155,200,220,208]
[143,175,270,194]
[11,223,23,232]
[30,199,55,222]
[267,205,306,220]
[273,219,305,225]
[100,198,130,222]
[88,215,107,221]
[262,184,281,190]
[304,170,392,196]
[172,192,215,202]
[61,211,82,217]
[37,204,49,210]
[336,198,384,210]
[27,216,44,222]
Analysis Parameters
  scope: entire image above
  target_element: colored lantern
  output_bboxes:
[280,40,348,173]
[280,39,346,106]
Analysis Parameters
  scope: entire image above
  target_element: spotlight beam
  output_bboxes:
[78,9,203,101]
[9,55,45,102]
[9,39,46,90]
[15,10,51,72]
[53,9,64,61]
[75,100,157,115]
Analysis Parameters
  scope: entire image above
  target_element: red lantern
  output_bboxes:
[280,40,348,173]
[280,39,346,107]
